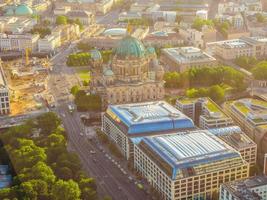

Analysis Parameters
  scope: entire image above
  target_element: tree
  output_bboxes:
[209,85,225,102]
[30,162,56,185]
[175,15,183,24]
[252,61,267,80]
[71,85,80,96]
[52,179,81,200]
[256,13,266,23]
[77,42,92,52]
[74,91,102,111]
[164,72,183,88]
[192,17,213,31]
[56,15,67,25]
[56,167,73,180]
[47,134,66,147]
[36,112,61,135]
[81,187,97,200]
[103,195,112,200]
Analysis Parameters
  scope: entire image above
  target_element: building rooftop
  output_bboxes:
[209,126,256,150]
[139,130,242,179]
[162,47,216,64]
[230,99,267,127]
[222,176,267,200]
[107,101,194,134]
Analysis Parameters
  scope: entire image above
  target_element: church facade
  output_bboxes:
[90,35,165,106]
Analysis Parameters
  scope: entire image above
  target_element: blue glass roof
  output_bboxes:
[208,126,242,136]
[107,101,194,134]
[140,130,241,180]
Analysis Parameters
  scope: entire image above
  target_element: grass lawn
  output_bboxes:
[76,69,91,82]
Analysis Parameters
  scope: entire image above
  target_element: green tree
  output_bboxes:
[56,15,67,25]
[192,17,213,31]
[81,187,97,200]
[30,162,56,185]
[56,167,73,180]
[52,179,81,200]
[47,134,66,147]
[252,61,267,80]
[208,85,225,102]
[36,112,61,135]
[74,91,102,111]
[71,85,80,96]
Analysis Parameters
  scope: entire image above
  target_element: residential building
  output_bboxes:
[134,130,249,200]
[102,101,195,160]
[143,31,184,48]
[220,176,267,200]
[160,47,217,72]
[208,37,267,60]
[0,62,10,115]
[209,126,257,168]
[91,35,165,106]
[176,98,234,129]
[218,1,262,15]
[224,98,267,165]
[0,33,39,51]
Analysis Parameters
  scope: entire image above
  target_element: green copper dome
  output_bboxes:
[115,36,145,58]
[15,4,33,16]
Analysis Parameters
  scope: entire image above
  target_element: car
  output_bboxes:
[90,150,96,154]
[80,132,83,136]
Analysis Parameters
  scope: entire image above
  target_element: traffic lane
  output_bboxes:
[61,110,126,200]
[71,113,149,200]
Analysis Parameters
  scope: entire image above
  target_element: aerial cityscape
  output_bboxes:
[0,0,266,199]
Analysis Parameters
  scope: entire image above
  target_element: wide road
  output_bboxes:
[49,43,150,200]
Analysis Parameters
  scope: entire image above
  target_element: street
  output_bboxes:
[48,43,150,200]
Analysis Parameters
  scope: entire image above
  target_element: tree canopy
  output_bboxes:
[252,61,267,80]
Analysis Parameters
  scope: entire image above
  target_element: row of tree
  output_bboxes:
[0,112,98,200]
[164,65,246,90]
[56,16,83,30]
[67,53,91,66]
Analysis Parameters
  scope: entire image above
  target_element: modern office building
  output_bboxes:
[102,101,195,160]
[207,37,267,60]
[224,98,267,165]
[160,46,217,72]
[0,62,10,115]
[220,176,267,200]
[209,126,257,168]
[176,98,234,129]
[134,130,249,200]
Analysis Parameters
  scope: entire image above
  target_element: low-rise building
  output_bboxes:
[66,10,95,26]
[143,31,184,48]
[102,101,195,160]
[0,61,10,115]
[160,47,217,72]
[220,176,267,200]
[176,98,234,129]
[134,130,249,200]
[38,33,61,53]
[207,37,267,60]
[52,24,80,44]
[0,33,39,51]
[209,126,257,168]
[224,98,267,165]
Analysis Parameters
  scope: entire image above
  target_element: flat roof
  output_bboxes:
[209,126,256,149]
[230,99,267,126]
[162,47,216,64]
[222,176,267,200]
[140,130,240,179]
[107,101,194,134]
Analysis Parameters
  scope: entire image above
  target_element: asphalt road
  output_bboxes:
[48,43,150,200]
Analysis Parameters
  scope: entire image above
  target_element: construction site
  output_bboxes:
[2,49,53,116]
